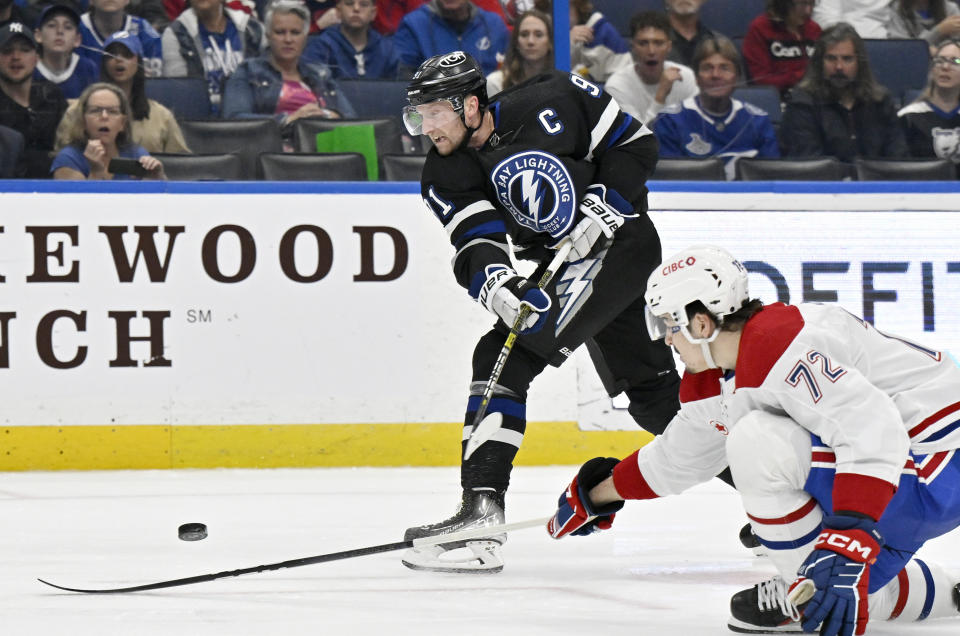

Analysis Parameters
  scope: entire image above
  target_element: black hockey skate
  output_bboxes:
[728,576,803,633]
[402,488,506,573]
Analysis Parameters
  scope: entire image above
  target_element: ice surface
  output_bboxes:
[2,466,958,635]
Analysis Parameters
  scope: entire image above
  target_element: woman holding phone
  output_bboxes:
[51,82,165,180]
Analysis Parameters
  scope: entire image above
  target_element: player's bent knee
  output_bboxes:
[727,411,811,497]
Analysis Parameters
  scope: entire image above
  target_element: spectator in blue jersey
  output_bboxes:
[223,0,355,131]
[32,4,97,99]
[51,81,165,178]
[0,20,66,177]
[568,0,630,82]
[899,39,960,172]
[653,36,779,179]
[79,0,162,76]
[162,0,266,114]
[394,0,509,77]
[302,0,398,79]
[781,22,908,162]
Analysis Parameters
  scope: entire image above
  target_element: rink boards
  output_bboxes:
[1,181,959,470]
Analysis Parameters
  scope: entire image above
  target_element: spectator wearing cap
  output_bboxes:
[52,80,165,179]
[57,30,189,153]
[743,0,821,98]
[302,0,399,79]
[0,21,66,177]
[162,0,266,114]
[79,0,163,76]
[33,4,98,99]
[223,0,355,126]
[394,0,509,76]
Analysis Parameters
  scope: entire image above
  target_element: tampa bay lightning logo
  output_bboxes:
[491,151,576,236]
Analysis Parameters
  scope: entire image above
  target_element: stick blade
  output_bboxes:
[463,412,503,460]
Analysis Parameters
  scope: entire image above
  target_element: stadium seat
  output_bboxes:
[651,157,726,180]
[700,0,766,38]
[179,119,282,180]
[591,0,663,37]
[863,39,930,105]
[257,152,368,181]
[736,157,846,181]
[144,78,212,120]
[380,154,426,181]
[292,117,405,157]
[337,80,410,119]
[733,86,782,123]
[854,158,955,181]
[154,153,243,181]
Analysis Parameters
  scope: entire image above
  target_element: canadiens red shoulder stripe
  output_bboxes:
[678,369,723,403]
[735,303,804,390]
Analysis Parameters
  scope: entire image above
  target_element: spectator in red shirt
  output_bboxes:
[743,0,821,97]
[372,0,425,35]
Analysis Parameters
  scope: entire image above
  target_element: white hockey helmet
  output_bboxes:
[644,245,749,345]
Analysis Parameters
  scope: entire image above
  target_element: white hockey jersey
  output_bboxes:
[614,303,960,519]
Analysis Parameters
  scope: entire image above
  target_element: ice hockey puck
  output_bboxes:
[178,522,208,541]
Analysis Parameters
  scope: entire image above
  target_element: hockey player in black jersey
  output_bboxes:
[400,51,680,573]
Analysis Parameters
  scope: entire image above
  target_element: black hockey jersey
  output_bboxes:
[898,99,960,166]
[419,70,658,299]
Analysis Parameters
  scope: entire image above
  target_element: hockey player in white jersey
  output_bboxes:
[547,245,960,635]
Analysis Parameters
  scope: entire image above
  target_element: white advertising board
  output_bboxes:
[2,186,959,429]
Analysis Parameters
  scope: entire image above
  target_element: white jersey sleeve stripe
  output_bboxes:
[585,100,622,162]
[614,124,654,147]
[445,200,497,239]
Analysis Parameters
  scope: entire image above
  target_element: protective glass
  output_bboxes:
[402,101,459,136]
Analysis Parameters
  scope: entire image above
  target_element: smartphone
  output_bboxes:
[108,157,150,178]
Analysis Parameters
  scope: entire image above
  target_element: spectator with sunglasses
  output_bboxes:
[899,39,960,172]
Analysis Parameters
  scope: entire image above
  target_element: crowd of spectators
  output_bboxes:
[1,0,960,180]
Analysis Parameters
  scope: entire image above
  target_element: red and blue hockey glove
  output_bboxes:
[476,264,552,334]
[552,184,635,262]
[787,514,883,636]
[547,457,624,539]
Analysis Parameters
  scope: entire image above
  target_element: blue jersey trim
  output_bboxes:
[455,220,508,248]
[755,525,822,551]
[917,418,960,443]
[607,113,634,148]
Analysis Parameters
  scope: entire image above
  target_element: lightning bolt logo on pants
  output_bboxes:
[555,256,602,334]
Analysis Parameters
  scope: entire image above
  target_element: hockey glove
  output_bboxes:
[547,457,624,539]
[787,515,883,636]
[554,184,634,262]
[477,264,552,334]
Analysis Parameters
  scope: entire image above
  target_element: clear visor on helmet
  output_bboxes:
[402,100,459,136]
[644,305,677,341]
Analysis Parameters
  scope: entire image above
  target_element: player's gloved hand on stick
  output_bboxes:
[787,514,883,636]
[477,264,552,334]
[553,184,635,262]
[547,457,624,539]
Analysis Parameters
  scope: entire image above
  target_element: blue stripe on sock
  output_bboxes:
[466,395,526,419]
[915,558,935,620]
[757,524,822,551]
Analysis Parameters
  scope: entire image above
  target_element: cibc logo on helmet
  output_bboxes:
[662,256,697,275]
[438,51,467,67]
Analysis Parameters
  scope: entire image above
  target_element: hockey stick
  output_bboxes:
[37,515,551,594]
[464,240,573,461]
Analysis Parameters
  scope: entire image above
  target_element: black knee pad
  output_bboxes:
[471,329,549,395]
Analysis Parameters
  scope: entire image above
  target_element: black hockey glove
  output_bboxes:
[547,457,624,539]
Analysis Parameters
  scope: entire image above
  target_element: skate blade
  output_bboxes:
[401,541,504,574]
[727,617,802,633]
